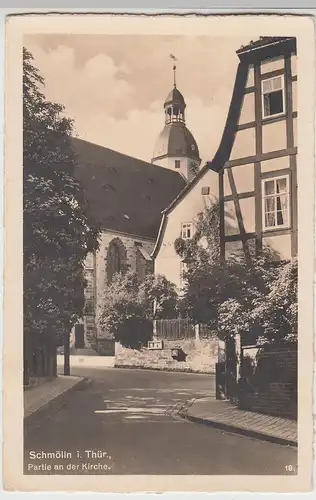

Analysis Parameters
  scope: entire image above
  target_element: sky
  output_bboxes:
[24,34,252,165]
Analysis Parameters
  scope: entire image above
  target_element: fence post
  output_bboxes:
[235,333,242,383]
[195,324,200,345]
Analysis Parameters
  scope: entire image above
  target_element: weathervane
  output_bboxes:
[170,54,178,88]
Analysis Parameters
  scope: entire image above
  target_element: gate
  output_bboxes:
[74,324,85,348]
[215,337,238,402]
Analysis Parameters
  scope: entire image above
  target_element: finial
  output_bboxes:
[170,54,178,88]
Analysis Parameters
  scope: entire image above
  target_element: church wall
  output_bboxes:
[154,168,219,290]
[83,230,155,347]
[96,230,154,300]
[153,156,200,182]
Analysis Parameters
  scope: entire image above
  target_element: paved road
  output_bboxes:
[24,367,297,475]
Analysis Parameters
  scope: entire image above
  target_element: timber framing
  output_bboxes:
[152,37,297,266]
[254,61,263,252]
[219,172,225,262]
[227,147,297,168]
[218,36,297,262]
[237,111,297,131]
[223,191,254,202]
[225,232,256,242]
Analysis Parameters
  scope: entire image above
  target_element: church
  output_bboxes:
[71,65,202,350]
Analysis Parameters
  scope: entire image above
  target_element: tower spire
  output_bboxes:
[170,54,178,88]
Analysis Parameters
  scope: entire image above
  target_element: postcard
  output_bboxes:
[3,12,315,492]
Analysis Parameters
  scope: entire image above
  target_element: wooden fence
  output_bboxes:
[154,319,216,341]
[155,318,195,340]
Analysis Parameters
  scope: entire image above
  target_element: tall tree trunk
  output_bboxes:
[23,333,31,386]
[64,333,70,376]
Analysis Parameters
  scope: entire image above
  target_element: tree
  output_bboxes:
[179,202,281,339]
[23,48,100,379]
[97,271,178,349]
[138,273,179,319]
[249,258,298,344]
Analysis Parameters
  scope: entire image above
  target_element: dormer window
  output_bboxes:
[181,222,193,240]
[262,75,285,118]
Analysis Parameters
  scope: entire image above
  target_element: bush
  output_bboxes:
[97,271,179,349]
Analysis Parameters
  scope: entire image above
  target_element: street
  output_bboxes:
[24,366,297,475]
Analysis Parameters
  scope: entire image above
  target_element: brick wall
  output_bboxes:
[238,344,297,420]
[115,338,218,373]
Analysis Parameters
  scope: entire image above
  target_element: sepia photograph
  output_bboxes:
[3,13,314,492]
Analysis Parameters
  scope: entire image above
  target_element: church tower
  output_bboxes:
[151,58,201,182]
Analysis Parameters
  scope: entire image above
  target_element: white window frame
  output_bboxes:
[262,175,290,231]
[181,222,193,240]
[261,75,286,120]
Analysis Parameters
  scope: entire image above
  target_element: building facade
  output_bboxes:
[71,138,186,349]
[153,37,297,292]
[220,36,297,262]
[152,165,219,290]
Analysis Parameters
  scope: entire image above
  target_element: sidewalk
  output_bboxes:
[180,397,297,447]
[24,375,85,419]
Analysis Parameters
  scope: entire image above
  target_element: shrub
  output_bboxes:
[97,271,179,349]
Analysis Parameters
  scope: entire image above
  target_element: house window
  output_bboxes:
[181,222,193,240]
[201,186,210,195]
[175,160,181,169]
[262,176,290,230]
[262,75,285,118]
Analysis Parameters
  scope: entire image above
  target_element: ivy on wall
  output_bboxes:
[173,201,220,262]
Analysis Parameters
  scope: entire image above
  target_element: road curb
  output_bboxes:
[24,377,92,422]
[180,411,297,447]
[114,364,215,375]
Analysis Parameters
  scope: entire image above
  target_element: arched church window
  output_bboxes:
[107,239,126,282]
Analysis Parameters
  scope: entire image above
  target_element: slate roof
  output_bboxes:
[164,87,186,107]
[72,138,186,240]
[152,122,200,162]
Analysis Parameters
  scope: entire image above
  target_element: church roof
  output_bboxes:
[152,122,200,162]
[164,87,186,107]
[72,138,186,240]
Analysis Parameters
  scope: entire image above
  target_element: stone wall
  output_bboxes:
[115,338,218,374]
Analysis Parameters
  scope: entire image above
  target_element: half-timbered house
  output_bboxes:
[220,36,297,262]
[153,36,297,292]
